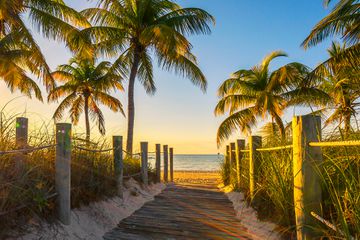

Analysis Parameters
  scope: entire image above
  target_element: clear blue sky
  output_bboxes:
[0,0,334,153]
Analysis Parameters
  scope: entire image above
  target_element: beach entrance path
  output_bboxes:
[103,180,255,240]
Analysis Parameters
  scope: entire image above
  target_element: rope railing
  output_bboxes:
[309,140,360,148]
[240,150,250,153]
[74,145,115,153]
[123,172,141,179]
[0,144,57,156]
[256,145,293,152]
[121,149,141,156]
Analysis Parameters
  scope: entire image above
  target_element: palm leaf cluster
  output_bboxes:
[0,0,90,96]
[80,0,215,153]
[48,57,124,140]
[216,0,360,145]
[215,51,329,145]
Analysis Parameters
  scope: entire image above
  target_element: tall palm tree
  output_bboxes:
[319,42,360,135]
[0,0,91,92]
[81,0,215,154]
[215,51,329,145]
[48,57,124,141]
[302,0,360,68]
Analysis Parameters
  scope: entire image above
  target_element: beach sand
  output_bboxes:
[172,170,221,185]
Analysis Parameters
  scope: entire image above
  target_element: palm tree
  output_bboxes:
[81,0,215,154]
[0,30,42,100]
[302,0,360,68]
[0,0,91,92]
[215,51,329,145]
[48,57,124,141]
[319,42,360,136]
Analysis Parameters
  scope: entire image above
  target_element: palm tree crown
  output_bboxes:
[215,51,329,145]
[0,0,91,95]
[48,57,124,141]
[320,42,360,135]
[82,0,215,154]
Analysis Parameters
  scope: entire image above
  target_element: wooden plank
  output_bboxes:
[103,182,255,240]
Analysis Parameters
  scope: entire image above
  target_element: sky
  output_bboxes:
[0,0,335,154]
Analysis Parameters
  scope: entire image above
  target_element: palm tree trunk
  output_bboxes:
[84,95,90,143]
[274,114,286,140]
[126,49,141,156]
[344,112,351,137]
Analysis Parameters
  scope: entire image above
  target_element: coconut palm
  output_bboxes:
[319,42,360,135]
[81,0,215,154]
[302,0,360,69]
[48,57,124,141]
[0,30,42,100]
[215,51,329,145]
[302,0,359,48]
[0,0,91,91]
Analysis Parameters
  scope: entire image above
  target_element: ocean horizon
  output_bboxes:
[148,154,223,171]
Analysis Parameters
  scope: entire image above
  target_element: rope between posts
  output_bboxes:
[74,145,116,153]
[256,145,293,152]
[309,140,360,147]
[121,149,141,156]
[123,172,141,179]
[0,144,57,155]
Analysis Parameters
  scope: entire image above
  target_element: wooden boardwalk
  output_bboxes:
[103,182,255,240]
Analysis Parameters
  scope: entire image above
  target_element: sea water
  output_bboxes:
[148,154,223,171]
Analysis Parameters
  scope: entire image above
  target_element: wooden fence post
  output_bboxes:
[113,136,123,198]
[140,142,148,186]
[155,144,161,183]
[55,123,71,225]
[229,142,236,186]
[224,145,230,185]
[249,136,262,200]
[15,117,28,170]
[169,148,174,182]
[292,115,322,239]
[16,117,28,147]
[236,139,245,189]
[163,145,168,182]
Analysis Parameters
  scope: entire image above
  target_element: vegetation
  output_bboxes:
[318,42,360,136]
[81,0,215,154]
[49,57,125,141]
[0,0,90,95]
[217,0,360,238]
[0,112,151,238]
[215,51,329,145]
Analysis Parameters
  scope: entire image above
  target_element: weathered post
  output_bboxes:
[236,139,245,189]
[140,142,149,186]
[55,123,71,225]
[292,115,322,240]
[249,136,262,200]
[113,136,123,198]
[15,117,28,169]
[229,142,236,186]
[16,117,28,148]
[155,144,161,183]
[224,145,230,186]
[169,148,174,182]
[163,145,169,182]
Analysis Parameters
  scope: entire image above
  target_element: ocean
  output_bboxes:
[148,154,223,171]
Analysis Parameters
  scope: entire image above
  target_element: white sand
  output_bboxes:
[224,189,281,240]
[17,179,165,240]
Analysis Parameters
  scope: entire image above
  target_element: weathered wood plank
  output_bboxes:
[103,182,254,240]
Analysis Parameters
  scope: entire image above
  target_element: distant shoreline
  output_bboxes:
[173,170,220,173]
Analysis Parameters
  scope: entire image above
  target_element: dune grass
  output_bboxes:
[220,129,360,239]
[0,113,154,237]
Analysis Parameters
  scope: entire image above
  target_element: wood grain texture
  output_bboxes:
[104,181,254,240]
